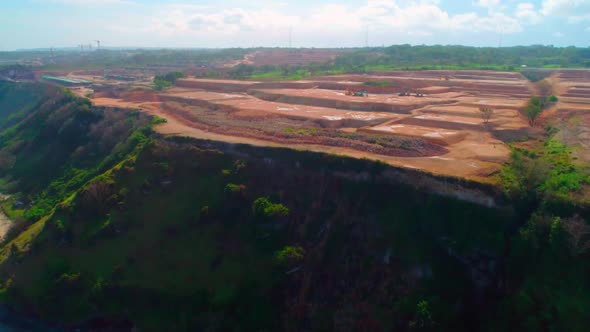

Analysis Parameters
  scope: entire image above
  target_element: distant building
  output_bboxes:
[41,75,91,86]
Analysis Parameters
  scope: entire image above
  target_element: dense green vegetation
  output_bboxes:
[520,69,552,82]
[16,48,249,71]
[0,82,152,241]
[0,83,49,129]
[338,45,590,70]
[495,129,590,331]
[521,95,558,127]
[0,81,588,331]
[153,71,184,91]
[225,45,590,80]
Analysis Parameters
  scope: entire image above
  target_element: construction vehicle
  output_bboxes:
[345,89,368,97]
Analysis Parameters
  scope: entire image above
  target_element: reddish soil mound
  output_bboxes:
[94,90,120,98]
[248,90,415,113]
[250,82,317,89]
[559,70,590,82]
[399,117,485,131]
[563,87,590,98]
[176,79,257,92]
[159,95,240,112]
[158,100,446,158]
[371,70,523,81]
[120,89,160,103]
[315,82,402,94]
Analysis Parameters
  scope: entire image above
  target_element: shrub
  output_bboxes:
[225,183,245,194]
[252,197,289,218]
[501,138,589,206]
[410,300,434,330]
[153,72,184,91]
[479,107,494,124]
[274,246,305,266]
[151,116,167,125]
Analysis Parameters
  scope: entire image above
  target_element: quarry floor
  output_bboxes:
[85,69,590,183]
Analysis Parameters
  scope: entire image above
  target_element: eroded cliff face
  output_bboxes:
[0,128,514,331]
[3,81,581,332]
[198,138,504,209]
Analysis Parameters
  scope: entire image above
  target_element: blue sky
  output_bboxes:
[1,0,589,50]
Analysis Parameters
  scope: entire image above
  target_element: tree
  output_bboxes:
[80,180,116,215]
[525,104,543,127]
[479,107,494,124]
[153,71,184,91]
[523,97,545,127]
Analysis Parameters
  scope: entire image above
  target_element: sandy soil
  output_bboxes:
[87,70,545,183]
[160,91,400,124]
[91,96,503,182]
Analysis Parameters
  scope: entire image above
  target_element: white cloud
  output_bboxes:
[541,0,590,22]
[138,0,522,39]
[477,0,506,12]
[33,0,545,48]
[478,0,500,8]
[44,0,133,4]
[552,31,564,37]
[516,3,542,24]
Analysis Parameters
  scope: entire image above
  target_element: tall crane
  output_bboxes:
[94,40,101,51]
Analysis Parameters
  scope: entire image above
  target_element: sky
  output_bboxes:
[0,0,589,50]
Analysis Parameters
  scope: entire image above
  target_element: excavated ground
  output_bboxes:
[89,70,538,182]
[547,70,590,163]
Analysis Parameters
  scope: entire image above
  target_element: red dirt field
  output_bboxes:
[160,89,401,128]
[85,70,544,183]
[546,70,590,163]
[247,88,461,113]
